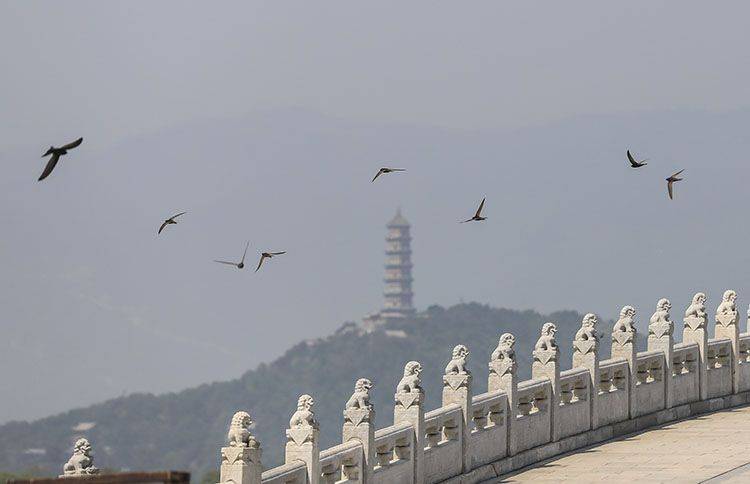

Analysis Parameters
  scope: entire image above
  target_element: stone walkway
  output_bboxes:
[494,404,750,483]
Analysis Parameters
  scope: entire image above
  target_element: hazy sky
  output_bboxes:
[2,1,750,423]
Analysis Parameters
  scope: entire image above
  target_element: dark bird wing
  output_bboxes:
[667,180,674,200]
[460,218,473,223]
[60,137,83,150]
[170,211,186,220]
[241,241,250,264]
[214,260,237,266]
[38,153,60,181]
[627,150,637,167]
[270,251,286,255]
[371,169,384,182]
[475,198,486,217]
[158,220,169,234]
[670,169,685,179]
[255,255,267,272]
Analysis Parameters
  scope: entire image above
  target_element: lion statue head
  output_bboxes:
[355,378,373,393]
[693,292,706,305]
[297,394,314,411]
[231,410,253,429]
[403,361,422,377]
[73,438,92,456]
[500,333,515,348]
[619,305,636,319]
[656,298,671,312]
[452,344,469,359]
[582,313,597,327]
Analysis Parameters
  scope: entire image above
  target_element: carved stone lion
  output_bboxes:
[227,411,257,447]
[62,438,99,476]
[575,313,598,341]
[444,344,469,375]
[613,305,637,334]
[289,394,317,428]
[649,298,673,337]
[717,290,737,315]
[684,292,707,319]
[535,323,557,351]
[491,333,515,362]
[345,378,373,410]
[650,298,672,325]
[396,361,422,393]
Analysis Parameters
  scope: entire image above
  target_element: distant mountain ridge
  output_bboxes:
[0,303,593,474]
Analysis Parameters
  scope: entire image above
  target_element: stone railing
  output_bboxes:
[215,291,750,484]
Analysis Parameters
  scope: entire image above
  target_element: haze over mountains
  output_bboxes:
[2,107,750,426]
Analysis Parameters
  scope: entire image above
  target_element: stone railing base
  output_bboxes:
[441,391,750,484]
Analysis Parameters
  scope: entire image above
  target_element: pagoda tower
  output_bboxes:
[380,209,415,320]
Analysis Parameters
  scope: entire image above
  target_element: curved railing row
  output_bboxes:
[215,291,750,484]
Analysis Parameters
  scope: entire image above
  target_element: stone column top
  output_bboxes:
[489,333,517,377]
[613,306,637,346]
[716,289,739,326]
[533,322,559,364]
[649,298,673,338]
[684,293,707,330]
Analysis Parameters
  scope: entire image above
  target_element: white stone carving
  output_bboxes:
[612,305,637,346]
[345,378,374,410]
[61,438,99,477]
[396,361,423,393]
[573,313,599,355]
[535,322,557,352]
[716,290,739,327]
[649,298,673,338]
[444,344,470,375]
[289,394,317,429]
[489,333,516,378]
[227,411,259,448]
[684,292,707,330]
[532,322,559,366]
[344,378,374,428]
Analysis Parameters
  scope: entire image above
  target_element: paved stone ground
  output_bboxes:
[494,404,750,483]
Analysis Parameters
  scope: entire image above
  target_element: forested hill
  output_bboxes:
[0,303,593,475]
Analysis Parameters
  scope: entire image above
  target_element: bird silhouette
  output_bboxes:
[214,241,250,269]
[158,212,186,234]
[256,251,286,272]
[627,150,648,168]
[38,137,83,181]
[461,198,487,223]
[371,167,405,182]
[666,169,685,200]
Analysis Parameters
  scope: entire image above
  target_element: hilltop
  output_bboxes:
[0,303,595,474]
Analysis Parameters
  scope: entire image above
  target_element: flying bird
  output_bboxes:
[38,137,83,181]
[371,167,405,182]
[255,251,286,272]
[626,150,648,168]
[214,241,250,269]
[666,169,685,200]
[461,197,487,223]
[158,212,186,234]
